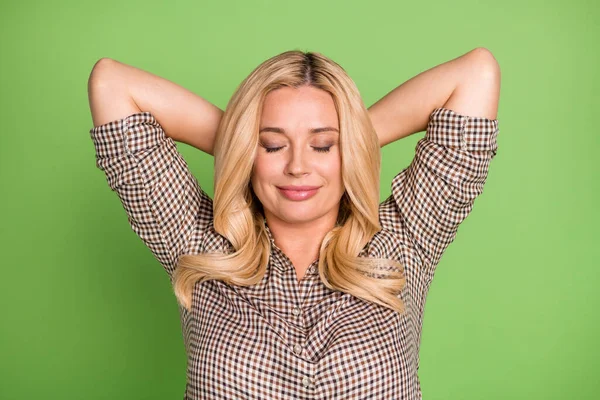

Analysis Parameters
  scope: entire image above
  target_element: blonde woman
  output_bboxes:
[88,48,500,399]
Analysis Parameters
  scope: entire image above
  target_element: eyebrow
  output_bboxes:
[258,126,339,134]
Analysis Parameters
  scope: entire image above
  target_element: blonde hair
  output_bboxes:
[173,50,406,313]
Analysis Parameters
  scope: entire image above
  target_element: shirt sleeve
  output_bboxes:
[89,111,214,278]
[379,107,499,271]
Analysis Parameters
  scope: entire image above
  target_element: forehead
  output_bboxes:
[260,86,338,130]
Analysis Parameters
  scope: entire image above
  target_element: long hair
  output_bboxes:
[173,50,406,313]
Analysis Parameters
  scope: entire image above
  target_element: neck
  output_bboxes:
[265,212,337,272]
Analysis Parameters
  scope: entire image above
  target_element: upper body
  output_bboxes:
[89,106,499,399]
[88,48,500,399]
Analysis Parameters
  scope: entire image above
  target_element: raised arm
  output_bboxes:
[87,58,218,278]
[368,47,500,147]
[375,48,501,272]
[88,58,223,155]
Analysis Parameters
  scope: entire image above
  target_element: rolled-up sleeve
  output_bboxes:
[379,107,499,271]
[89,111,213,278]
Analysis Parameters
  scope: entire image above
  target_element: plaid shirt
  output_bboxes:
[90,107,499,399]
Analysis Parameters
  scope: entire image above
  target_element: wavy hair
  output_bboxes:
[173,50,406,313]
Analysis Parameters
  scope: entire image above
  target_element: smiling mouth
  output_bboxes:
[276,186,320,201]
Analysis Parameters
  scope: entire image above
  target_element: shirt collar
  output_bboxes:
[264,220,276,246]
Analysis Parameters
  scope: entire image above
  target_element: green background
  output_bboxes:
[1,0,597,398]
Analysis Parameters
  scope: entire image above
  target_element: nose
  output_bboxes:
[284,145,309,177]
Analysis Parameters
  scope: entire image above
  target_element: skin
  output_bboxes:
[251,86,345,281]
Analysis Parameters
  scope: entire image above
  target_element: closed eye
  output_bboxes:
[263,146,332,153]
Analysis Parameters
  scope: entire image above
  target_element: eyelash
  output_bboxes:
[264,146,331,153]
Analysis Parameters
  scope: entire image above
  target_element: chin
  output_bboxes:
[273,208,324,224]
[278,213,320,224]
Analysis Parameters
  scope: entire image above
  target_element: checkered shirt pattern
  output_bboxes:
[89,106,499,399]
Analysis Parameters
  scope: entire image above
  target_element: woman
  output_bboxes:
[88,48,500,399]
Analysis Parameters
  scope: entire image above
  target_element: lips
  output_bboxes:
[276,185,321,201]
[277,185,320,191]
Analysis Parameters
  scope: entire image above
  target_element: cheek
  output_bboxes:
[252,156,276,186]
[320,157,342,183]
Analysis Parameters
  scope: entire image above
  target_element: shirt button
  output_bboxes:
[308,265,316,273]
[292,307,301,316]
[302,376,311,388]
[293,344,303,355]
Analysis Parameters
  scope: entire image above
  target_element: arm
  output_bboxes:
[377,48,501,270]
[88,58,223,155]
[368,47,500,147]
[87,59,216,278]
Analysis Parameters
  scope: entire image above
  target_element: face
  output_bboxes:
[251,85,344,228]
